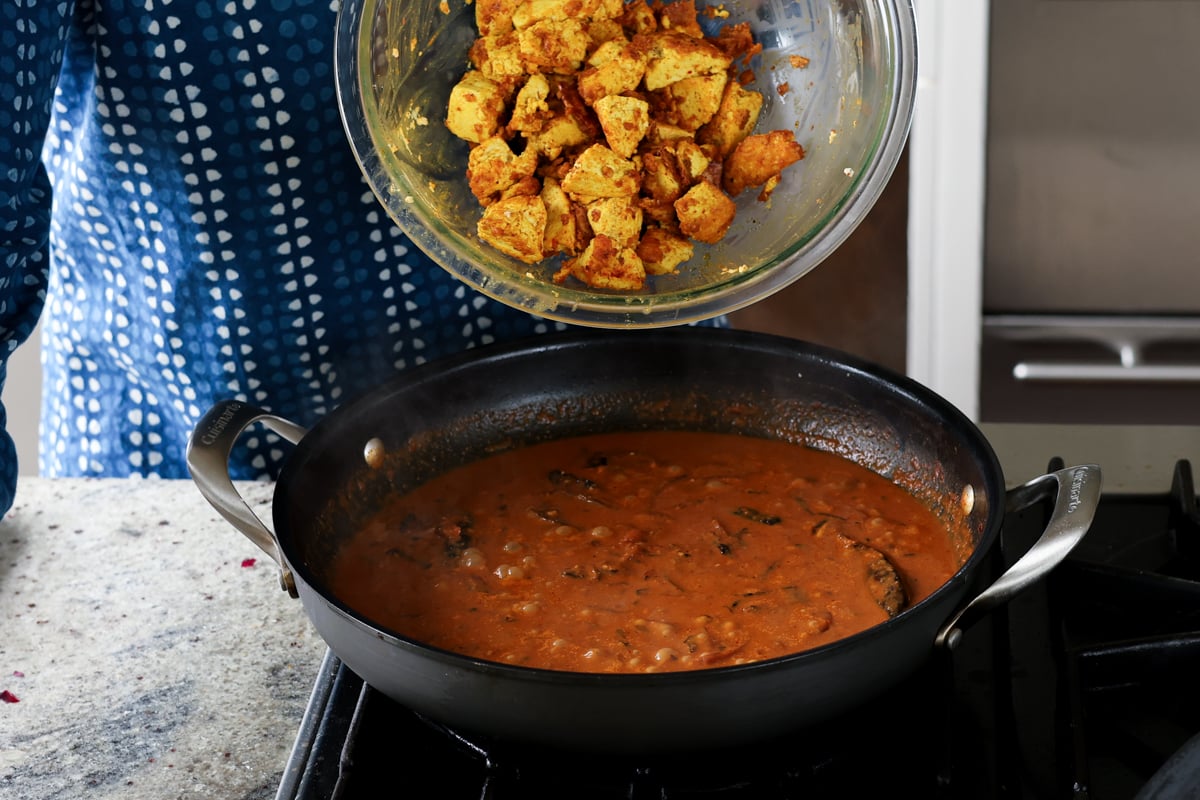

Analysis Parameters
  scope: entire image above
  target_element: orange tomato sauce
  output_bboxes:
[326,431,959,673]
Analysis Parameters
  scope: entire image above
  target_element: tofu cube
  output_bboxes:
[518,18,590,73]
[722,130,806,196]
[640,147,686,203]
[476,0,521,35]
[655,72,727,131]
[658,0,705,38]
[587,19,625,48]
[467,136,539,203]
[554,234,646,290]
[617,0,658,35]
[636,226,694,275]
[645,120,693,145]
[673,138,711,182]
[586,197,643,248]
[526,114,592,159]
[468,33,526,85]
[674,180,736,244]
[561,143,640,198]
[697,80,764,157]
[509,73,552,133]
[513,0,607,29]
[643,32,731,92]
[477,194,549,263]
[446,71,510,144]
[540,178,580,255]
[593,94,650,159]
[586,38,628,68]
[639,146,686,226]
[577,43,647,104]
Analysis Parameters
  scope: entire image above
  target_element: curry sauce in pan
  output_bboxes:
[327,431,959,673]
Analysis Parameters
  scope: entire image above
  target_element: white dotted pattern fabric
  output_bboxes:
[0,0,591,511]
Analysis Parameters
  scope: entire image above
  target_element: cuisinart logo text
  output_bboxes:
[199,402,244,447]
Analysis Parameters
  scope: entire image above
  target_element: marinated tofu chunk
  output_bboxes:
[541,178,581,255]
[467,136,539,204]
[555,233,647,290]
[643,32,731,92]
[723,130,806,197]
[478,194,548,263]
[586,196,643,248]
[697,80,764,158]
[446,71,510,143]
[561,143,640,198]
[636,226,694,275]
[675,180,736,244]
[509,73,552,133]
[592,94,650,159]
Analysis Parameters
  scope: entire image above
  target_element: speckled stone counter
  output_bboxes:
[0,477,328,800]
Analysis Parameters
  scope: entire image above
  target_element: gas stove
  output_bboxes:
[275,425,1200,800]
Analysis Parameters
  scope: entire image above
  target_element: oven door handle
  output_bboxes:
[989,314,1200,383]
[1013,362,1200,383]
[935,463,1102,650]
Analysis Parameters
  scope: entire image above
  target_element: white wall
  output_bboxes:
[4,324,42,476]
[906,0,989,420]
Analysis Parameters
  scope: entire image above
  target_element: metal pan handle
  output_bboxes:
[935,463,1102,650]
[186,399,308,597]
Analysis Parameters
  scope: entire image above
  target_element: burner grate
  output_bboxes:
[1053,460,1200,799]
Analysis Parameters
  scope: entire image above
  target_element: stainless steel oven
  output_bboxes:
[977,0,1200,424]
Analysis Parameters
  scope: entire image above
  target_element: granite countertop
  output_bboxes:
[0,477,328,800]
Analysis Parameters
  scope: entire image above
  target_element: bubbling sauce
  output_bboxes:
[327,431,960,673]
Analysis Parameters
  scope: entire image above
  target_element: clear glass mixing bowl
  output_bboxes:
[335,0,916,327]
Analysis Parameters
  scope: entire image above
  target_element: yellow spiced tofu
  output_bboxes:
[655,72,727,131]
[446,71,510,143]
[468,33,526,85]
[618,0,659,36]
[467,136,539,203]
[561,143,640,198]
[636,226,694,275]
[554,234,646,290]
[578,42,647,104]
[477,194,548,263]
[643,32,731,92]
[592,94,650,159]
[723,130,806,197]
[673,138,711,182]
[586,196,644,248]
[587,18,625,48]
[513,0,608,29]
[518,18,590,74]
[509,73,552,133]
[674,180,736,244]
[645,120,693,145]
[639,146,687,226]
[526,114,592,159]
[540,178,580,255]
[446,0,807,291]
[476,0,521,35]
[697,80,764,157]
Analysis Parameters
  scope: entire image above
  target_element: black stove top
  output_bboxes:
[277,458,1200,800]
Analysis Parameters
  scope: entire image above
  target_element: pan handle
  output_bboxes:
[186,399,308,597]
[934,463,1102,650]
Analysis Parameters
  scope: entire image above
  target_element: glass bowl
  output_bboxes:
[335,0,916,328]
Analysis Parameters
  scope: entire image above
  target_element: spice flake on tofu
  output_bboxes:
[444,0,807,291]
